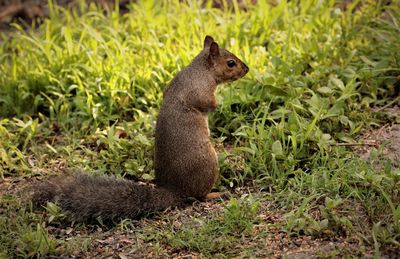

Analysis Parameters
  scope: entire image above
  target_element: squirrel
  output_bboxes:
[31,36,249,223]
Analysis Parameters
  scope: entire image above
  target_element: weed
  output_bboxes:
[154,197,259,256]
[0,196,57,257]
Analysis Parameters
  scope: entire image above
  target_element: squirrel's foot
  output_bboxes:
[204,192,222,201]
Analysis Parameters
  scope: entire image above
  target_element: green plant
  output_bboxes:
[156,197,259,256]
[0,196,58,257]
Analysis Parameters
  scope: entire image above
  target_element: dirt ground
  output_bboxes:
[0,0,131,31]
[356,123,400,167]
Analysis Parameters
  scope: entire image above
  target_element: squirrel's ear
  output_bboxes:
[209,42,220,57]
[204,35,214,49]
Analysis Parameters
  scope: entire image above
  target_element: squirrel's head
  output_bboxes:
[203,35,249,84]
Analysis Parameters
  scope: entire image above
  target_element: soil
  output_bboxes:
[355,105,400,167]
[0,0,131,31]
[357,124,400,167]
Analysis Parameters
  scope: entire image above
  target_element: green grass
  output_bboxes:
[0,0,399,257]
[143,197,260,257]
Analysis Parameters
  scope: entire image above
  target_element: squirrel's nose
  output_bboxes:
[243,63,249,73]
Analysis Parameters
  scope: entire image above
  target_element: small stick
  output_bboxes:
[330,142,378,147]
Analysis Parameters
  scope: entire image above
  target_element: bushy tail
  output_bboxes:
[31,173,183,223]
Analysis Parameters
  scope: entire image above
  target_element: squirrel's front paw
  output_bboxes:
[204,192,224,201]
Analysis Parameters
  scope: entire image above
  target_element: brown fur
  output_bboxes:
[31,36,249,222]
[31,173,182,222]
[155,36,248,198]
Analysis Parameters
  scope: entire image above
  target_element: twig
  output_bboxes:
[331,142,378,147]
[374,96,400,112]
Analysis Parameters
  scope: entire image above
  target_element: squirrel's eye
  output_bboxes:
[227,60,236,68]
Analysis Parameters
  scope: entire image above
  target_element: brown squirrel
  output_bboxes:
[31,36,249,222]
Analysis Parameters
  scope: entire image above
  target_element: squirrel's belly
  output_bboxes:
[184,141,218,197]
[154,109,219,197]
[154,135,218,197]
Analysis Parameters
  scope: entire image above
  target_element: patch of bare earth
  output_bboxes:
[356,123,400,167]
